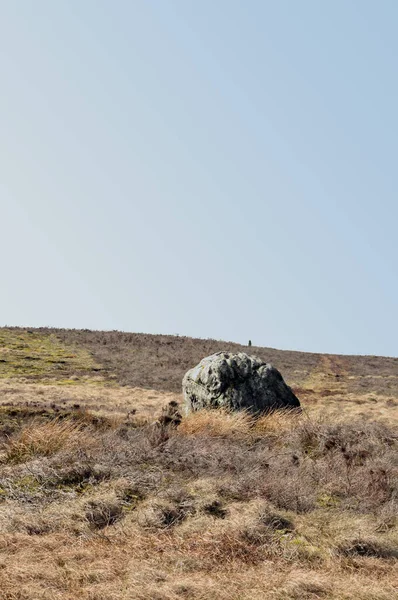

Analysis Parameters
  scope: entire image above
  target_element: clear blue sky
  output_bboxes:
[1,1,397,356]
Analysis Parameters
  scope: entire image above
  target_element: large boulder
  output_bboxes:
[182,352,300,414]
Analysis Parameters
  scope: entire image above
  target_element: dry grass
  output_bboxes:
[0,379,180,421]
[0,327,397,598]
[2,326,398,426]
[3,419,88,463]
[0,406,396,599]
[177,408,301,439]
[4,327,397,397]
[177,408,254,438]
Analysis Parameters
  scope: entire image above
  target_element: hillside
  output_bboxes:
[0,327,397,599]
[1,327,397,422]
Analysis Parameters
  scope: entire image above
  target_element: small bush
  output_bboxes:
[24,522,53,536]
[142,502,190,529]
[260,510,295,532]
[202,499,227,519]
[85,499,124,529]
[116,480,147,507]
[142,488,196,529]
[337,537,398,559]
[51,463,109,491]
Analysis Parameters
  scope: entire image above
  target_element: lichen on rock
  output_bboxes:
[182,352,300,414]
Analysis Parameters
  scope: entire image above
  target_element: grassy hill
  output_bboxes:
[0,327,397,599]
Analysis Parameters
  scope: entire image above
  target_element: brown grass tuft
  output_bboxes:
[4,419,88,462]
[177,408,303,441]
[177,409,253,438]
[253,408,302,436]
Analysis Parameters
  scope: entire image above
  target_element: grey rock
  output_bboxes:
[182,352,300,414]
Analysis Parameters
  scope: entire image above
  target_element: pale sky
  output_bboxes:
[1,1,397,356]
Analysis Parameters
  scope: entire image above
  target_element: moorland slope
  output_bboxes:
[0,327,397,599]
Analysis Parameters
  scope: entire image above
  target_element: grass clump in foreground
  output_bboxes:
[4,419,87,463]
[0,405,397,600]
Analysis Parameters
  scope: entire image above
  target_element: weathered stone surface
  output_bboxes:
[182,352,300,414]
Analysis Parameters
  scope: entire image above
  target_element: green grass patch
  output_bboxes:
[0,328,106,382]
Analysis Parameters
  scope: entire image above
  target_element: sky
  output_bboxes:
[1,1,397,357]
